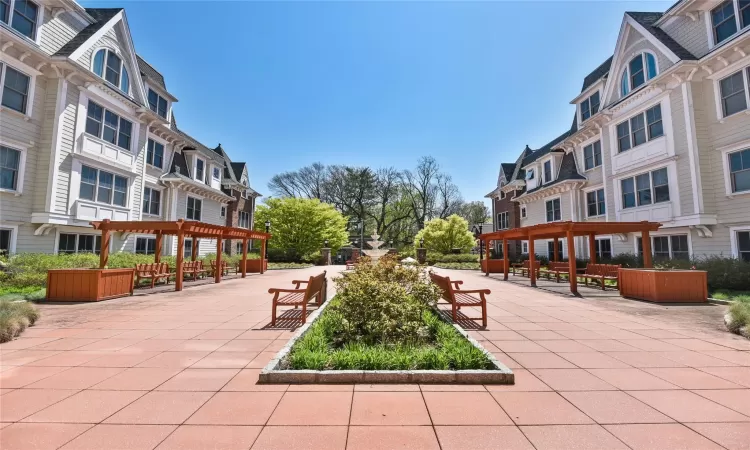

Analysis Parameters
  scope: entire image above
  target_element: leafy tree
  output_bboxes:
[413,215,476,254]
[254,197,349,261]
[459,201,491,225]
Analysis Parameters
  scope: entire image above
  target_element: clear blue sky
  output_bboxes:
[84,0,673,205]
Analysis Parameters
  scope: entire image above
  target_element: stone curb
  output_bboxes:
[259,295,515,385]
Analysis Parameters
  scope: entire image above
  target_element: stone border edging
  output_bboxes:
[259,296,514,385]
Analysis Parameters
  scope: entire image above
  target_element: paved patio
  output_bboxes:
[1,266,749,449]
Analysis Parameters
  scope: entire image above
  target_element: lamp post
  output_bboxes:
[478,224,484,261]
[264,219,270,260]
[357,220,363,251]
[324,239,329,248]
[419,238,425,248]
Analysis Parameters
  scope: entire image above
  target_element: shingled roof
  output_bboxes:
[500,163,516,182]
[580,56,613,93]
[522,152,586,196]
[53,8,122,57]
[136,55,167,90]
[627,12,697,60]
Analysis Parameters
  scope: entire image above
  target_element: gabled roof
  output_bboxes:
[500,163,515,182]
[522,152,586,196]
[521,130,572,167]
[230,162,246,181]
[580,56,613,93]
[53,8,122,57]
[626,12,697,60]
[136,55,167,90]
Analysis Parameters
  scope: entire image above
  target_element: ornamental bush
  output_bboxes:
[414,215,476,254]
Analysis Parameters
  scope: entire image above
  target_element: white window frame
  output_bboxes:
[594,236,613,260]
[0,55,39,118]
[730,226,750,261]
[714,64,750,121]
[525,168,535,180]
[186,195,202,221]
[633,232,693,260]
[142,186,162,217]
[79,164,130,208]
[55,231,103,255]
[194,157,205,183]
[707,0,750,49]
[620,51,659,97]
[615,103,665,153]
[0,137,27,195]
[520,205,527,219]
[545,239,567,259]
[579,90,600,123]
[542,159,554,184]
[545,196,562,223]
[0,0,42,43]
[134,236,157,255]
[619,167,670,210]
[0,223,18,255]
[499,190,506,200]
[146,138,165,169]
[497,211,509,230]
[521,240,529,254]
[90,47,130,95]
[212,166,221,181]
[719,138,750,197]
[84,99,133,152]
[220,206,226,218]
[582,140,602,171]
[239,210,250,229]
[147,87,169,119]
[584,187,606,218]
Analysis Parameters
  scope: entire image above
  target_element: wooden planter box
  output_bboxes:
[46,268,135,302]
[481,259,506,273]
[239,259,268,273]
[619,268,707,303]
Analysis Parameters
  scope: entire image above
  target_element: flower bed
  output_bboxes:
[261,255,513,384]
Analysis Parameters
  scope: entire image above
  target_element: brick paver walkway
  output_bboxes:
[1,266,749,449]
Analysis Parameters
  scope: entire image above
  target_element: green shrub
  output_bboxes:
[436,254,480,263]
[726,298,750,336]
[0,300,40,343]
[433,262,480,270]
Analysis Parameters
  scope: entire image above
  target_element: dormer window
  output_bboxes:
[620,53,657,97]
[1,0,39,40]
[525,169,534,180]
[711,0,749,46]
[93,49,130,95]
[543,160,552,184]
[212,167,221,181]
[195,159,204,182]
[147,89,168,118]
[580,91,600,122]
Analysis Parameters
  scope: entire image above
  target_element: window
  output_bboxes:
[58,233,101,255]
[1,0,38,39]
[239,211,250,229]
[595,238,612,260]
[135,237,156,255]
[545,198,561,222]
[147,89,168,118]
[220,206,226,218]
[547,241,566,259]
[213,167,221,180]
[146,139,164,169]
[543,160,552,183]
[497,211,509,230]
[729,148,750,193]
[92,49,130,94]
[616,104,663,152]
[0,145,20,191]
[737,230,750,262]
[183,239,193,258]
[583,141,602,170]
[186,196,202,221]
[0,228,12,255]
[719,69,748,117]
[235,242,243,254]
[85,101,132,150]
[79,165,128,207]
[712,1,738,45]
[620,53,658,96]
[499,190,506,200]
[1,64,30,113]
[195,159,204,182]
[525,169,534,180]
[742,0,750,29]
[521,241,529,254]
[621,168,669,209]
[142,187,161,216]
[520,205,527,219]
[586,189,606,217]
[652,235,689,261]
[580,91,600,122]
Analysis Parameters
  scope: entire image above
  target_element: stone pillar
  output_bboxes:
[321,247,331,266]
[416,248,427,265]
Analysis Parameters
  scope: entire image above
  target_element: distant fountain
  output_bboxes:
[361,234,389,261]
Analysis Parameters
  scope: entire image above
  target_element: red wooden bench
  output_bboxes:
[580,263,621,291]
[345,256,359,270]
[511,260,541,278]
[209,260,237,276]
[540,261,585,283]
[181,261,208,281]
[430,272,489,328]
[135,263,170,288]
[269,271,327,326]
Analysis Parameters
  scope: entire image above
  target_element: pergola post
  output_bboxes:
[642,230,653,268]
[176,230,185,292]
[502,239,509,281]
[528,238,536,287]
[215,237,222,283]
[567,231,577,295]
[588,232,597,264]
[99,228,110,269]
[260,238,266,274]
[191,237,198,261]
[241,238,248,279]
[484,239,490,276]
[553,238,559,262]
[154,233,163,264]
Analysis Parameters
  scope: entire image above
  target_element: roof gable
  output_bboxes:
[581,56,613,93]
[137,55,167,91]
[53,8,122,58]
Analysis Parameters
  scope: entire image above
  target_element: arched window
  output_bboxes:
[620,52,658,97]
[92,48,130,94]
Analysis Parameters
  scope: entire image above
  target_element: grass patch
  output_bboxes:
[433,262,480,270]
[268,262,314,270]
[285,297,494,371]
[0,300,40,343]
[712,290,750,302]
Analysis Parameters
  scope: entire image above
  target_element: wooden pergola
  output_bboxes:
[90,219,271,291]
[479,221,662,295]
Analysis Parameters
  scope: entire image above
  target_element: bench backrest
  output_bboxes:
[521,260,542,269]
[586,263,620,277]
[304,271,327,302]
[430,273,455,303]
[209,260,227,269]
[136,263,168,274]
[547,261,569,271]
[183,261,200,270]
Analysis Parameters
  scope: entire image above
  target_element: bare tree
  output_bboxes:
[434,173,463,219]
[267,162,327,199]
[401,156,440,230]
[366,167,413,236]
[323,165,376,228]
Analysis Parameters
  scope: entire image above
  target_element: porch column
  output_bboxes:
[484,239,490,276]
[176,231,185,292]
[260,238,266,274]
[567,231,577,295]
[191,237,198,261]
[99,228,110,269]
[588,232,597,264]
[642,230,653,268]
[154,233,163,264]
[502,239,509,281]
[553,238,559,262]
[528,238,536,287]
[215,237,223,283]
[241,238,248,279]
